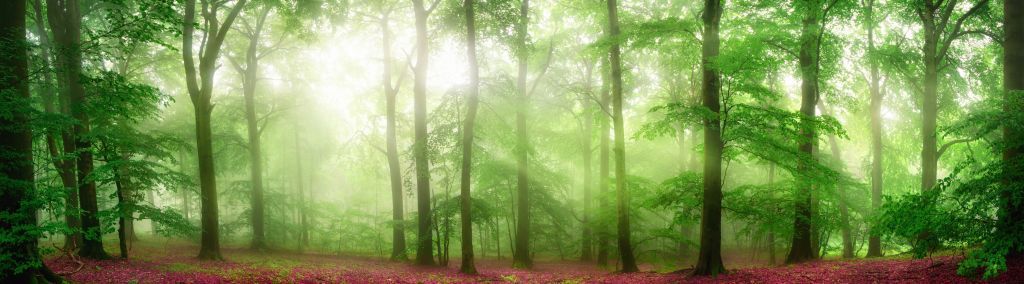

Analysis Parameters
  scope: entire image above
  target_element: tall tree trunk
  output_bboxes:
[821,116,853,258]
[512,0,533,269]
[241,7,271,252]
[114,171,129,258]
[786,0,821,265]
[581,65,595,262]
[295,128,309,250]
[1002,0,1024,257]
[411,0,436,266]
[865,0,883,258]
[693,0,725,276]
[921,36,939,192]
[47,0,111,260]
[31,0,83,250]
[0,1,62,280]
[458,0,480,275]
[605,0,638,273]
[182,0,246,260]
[180,149,191,221]
[597,58,611,267]
[381,10,408,262]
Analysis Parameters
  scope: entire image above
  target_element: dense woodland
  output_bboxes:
[1,0,1023,282]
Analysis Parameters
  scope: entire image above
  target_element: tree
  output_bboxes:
[0,0,61,281]
[605,0,638,273]
[597,58,611,266]
[29,0,82,251]
[47,0,111,260]
[458,0,480,274]
[231,3,273,251]
[512,0,533,269]
[912,0,990,192]
[181,0,247,260]
[693,0,725,276]
[377,2,410,261]
[863,0,884,258]
[411,0,437,266]
[786,0,824,264]
[580,63,595,262]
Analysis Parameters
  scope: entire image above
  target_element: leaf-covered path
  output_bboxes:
[44,242,1023,283]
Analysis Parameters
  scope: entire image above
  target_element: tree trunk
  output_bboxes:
[31,0,83,250]
[1002,0,1024,257]
[115,172,129,258]
[581,65,595,262]
[193,96,222,260]
[693,0,725,276]
[0,1,62,280]
[786,0,820,265]
[512,0,533,269]
[241,7,271,252]
[294,128,309,250]
[411,0,436,266]
[381,11,408,262]
[865,0,883,258]
[597,58,611,267]
[458,0,480,275]
[823,122,853,258]
[182,0,246,261]
[921,38,939,192]
[605,0,638,273]
[47,0,110,260]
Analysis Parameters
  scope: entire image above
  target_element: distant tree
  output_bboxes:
[862,0,884,258]
[411,0,438,266]
[512,0,533,269]
[458,0,481,275]
[604,0,638,273]
[181,0,248,260]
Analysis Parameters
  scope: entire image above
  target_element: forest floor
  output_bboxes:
[43,240,1024,283]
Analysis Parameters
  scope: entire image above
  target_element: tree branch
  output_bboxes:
[937,138,975,159]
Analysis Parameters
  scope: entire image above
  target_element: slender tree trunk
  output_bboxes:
[597,58,612,267]
[411,0,436,266]
[241,7,271,252]
[786,0,821,264]
[693,0,725,276]
[512,0,533,269]
[115,172,129,258]
[921,37,939,193]
[381,11,408,262]
[182,0,246,261]
[0,2,62,280]
[47,0,110,260]
[294,128,309,250]
[865,0,884,257]
[581,66,595,262]
[458,0,480,274]
[1002,0,1024,257]
[180,150,191,221]
[605,0,638,273]
[824,126,853,258]
[31,0,83,250]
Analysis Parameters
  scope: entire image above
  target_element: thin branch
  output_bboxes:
[937,138,975,159]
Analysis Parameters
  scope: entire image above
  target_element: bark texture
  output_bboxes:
[693,0,726,276]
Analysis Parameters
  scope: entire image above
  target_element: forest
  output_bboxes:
[1,0,1023,283]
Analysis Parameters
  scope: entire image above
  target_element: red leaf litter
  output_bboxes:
[44,243,1024,283]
